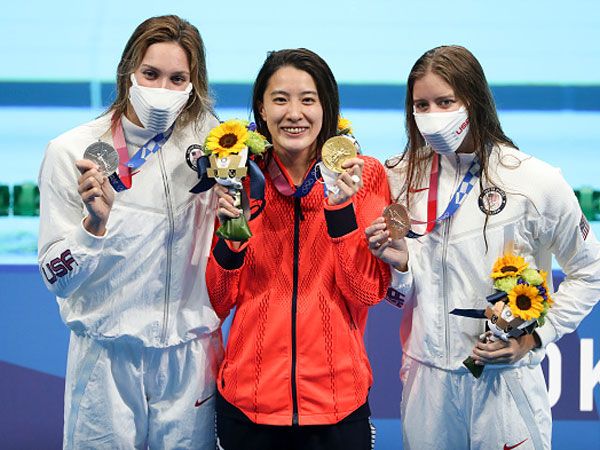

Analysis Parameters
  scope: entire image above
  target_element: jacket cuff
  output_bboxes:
[75,219,107,252]
[534,320,558,348]
[213,238,247,270]
[390,264,413,292]
[324,200,357,238]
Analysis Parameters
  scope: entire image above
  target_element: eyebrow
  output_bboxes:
[139,64,190,76]
[413,94,455,103]
[269,89,318,96]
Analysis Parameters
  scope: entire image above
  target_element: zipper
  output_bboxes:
[441,219,451,367]
[291,197,301,425]
[158,149,175,344]
[441,154,461,367]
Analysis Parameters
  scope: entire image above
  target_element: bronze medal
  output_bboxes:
[321,136,357,173]
[383,204,410,239]
[83,141,119,176]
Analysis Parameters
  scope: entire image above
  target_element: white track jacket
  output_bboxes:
[387,144,600,370]
[38,113,220,347]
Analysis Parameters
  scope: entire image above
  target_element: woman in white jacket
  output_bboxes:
[37,15,222,449]
[366,45,600,450]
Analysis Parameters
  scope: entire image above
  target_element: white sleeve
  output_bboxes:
[37,140,107,298]
[534,172,600,347]
[385,162,416,308]
[387,263,415,309]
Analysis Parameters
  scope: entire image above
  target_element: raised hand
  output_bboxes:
[365,217,409,271]
[327,157,364,206]
[75,159,114,236]
[214,184,241,223]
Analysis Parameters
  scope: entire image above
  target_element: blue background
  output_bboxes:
[1,1,599,448]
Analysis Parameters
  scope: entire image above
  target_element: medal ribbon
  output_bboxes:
[267,152,320,198]
[406,153,480,238]
[385,155,480,305]
[108,117,174,192]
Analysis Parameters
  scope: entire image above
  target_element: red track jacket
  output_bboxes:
[206,154,391,426]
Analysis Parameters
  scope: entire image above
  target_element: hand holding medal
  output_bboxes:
[365,206,410,273]
[76,141,119,235]
[319,119,363,205]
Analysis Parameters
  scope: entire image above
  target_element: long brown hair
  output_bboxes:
[107,15,213,129]
[397,45,517,204]
[252,48,339,155]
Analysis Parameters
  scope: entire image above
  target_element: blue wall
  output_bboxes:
[1,267,599,449]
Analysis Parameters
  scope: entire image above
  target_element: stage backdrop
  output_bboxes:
[1,1,599,448]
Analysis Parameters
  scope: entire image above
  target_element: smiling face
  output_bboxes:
[259,66,324,163]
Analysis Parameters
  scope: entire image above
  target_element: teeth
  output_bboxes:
[282,127,306,134]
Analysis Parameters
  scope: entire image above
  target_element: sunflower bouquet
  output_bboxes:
[199,119,269,240]
[453,253,553,378]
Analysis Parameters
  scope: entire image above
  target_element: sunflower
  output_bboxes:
[204,120,249,158]
[507,284,545,321]
[490,254,528,279]
[337,117,353,135]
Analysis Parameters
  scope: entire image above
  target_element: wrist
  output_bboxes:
[83,216,107,236]
[393,263,408,272]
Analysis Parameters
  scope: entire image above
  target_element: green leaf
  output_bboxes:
[463,356,484,379]
[216,215,252,241]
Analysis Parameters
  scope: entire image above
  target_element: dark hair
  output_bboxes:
[107,15,213,128]
[399,45,518,199]
[252,48,339,153]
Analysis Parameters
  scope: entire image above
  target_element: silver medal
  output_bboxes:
[83,142,119,176]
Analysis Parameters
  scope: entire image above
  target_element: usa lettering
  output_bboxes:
[455,118,470,135]
[41,249,78,284]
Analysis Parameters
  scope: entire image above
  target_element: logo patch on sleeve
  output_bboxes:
[40,249,78,284]
[579,214,590,240]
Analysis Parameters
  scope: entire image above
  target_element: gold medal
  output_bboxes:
[321,136,357,173]
[383,204,410,239]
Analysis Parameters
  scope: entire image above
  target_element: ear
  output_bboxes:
[258,102,266,122]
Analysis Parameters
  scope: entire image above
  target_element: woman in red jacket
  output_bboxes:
[206,48,391,449]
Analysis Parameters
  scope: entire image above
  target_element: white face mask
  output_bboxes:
[413,107,470,155]
[128,73,193,133]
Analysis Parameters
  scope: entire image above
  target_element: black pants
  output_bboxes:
[216,394,375,450]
